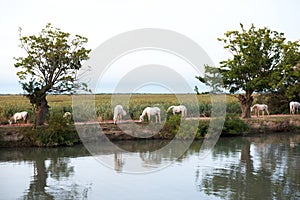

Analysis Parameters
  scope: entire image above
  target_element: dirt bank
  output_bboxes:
[0,115,299,147]
[243,115,300,134]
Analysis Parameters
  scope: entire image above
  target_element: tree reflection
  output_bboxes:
[114,152,125,172]
[18,146,91,199]
[196,135,300,199]
[23,158,53,200]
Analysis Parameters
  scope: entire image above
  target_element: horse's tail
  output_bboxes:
[265,105,270,115]
[24,112,29,123]
[290,102,294,114]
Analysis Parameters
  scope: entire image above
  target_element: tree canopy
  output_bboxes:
[197,23,300,118]
[14,23,91,125]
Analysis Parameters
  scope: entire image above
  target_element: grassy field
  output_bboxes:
[1,94,298,146]
[0,94,240,124]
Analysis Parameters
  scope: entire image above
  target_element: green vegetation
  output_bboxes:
[197,23,300,118]
[2,23,299,146]
[222,114,249,135]
[0,94,253,147]
[14,23,91,126]
[0,94,240,125]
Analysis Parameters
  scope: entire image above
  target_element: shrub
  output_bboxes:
[34,112,79,146]
[222,114,249,135]
[197,120,209,138]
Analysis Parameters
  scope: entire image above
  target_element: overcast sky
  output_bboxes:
[1,0,299,94]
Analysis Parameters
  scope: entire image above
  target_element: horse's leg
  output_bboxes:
[117,114,120,124]
[293,106,296,114]
[292,106,295,114]
[147,113,151,122]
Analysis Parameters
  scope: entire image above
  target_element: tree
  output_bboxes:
[196,65,224,94]
[217,23,287,118]
[14,23,91,126]
[271,41,300,100]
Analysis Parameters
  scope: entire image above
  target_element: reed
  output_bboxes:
[0,94,240,124]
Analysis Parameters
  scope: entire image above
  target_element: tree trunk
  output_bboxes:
[238,93,253,118]
[240,141,253,176]
[35,96,49,126]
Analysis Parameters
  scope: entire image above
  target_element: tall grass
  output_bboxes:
[0,94,240,124]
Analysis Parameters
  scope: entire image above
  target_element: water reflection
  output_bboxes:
[0,146,90,199]
[0,134,299,199]
[196,134,300,200]
[90,140,195,172]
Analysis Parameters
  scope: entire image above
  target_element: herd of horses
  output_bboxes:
[7,101,300,125]
[113,105,187,124]
[250,101,300,117]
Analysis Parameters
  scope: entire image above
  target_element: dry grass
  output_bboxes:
[0,94,239,124]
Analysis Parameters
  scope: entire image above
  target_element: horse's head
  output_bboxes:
[8,116,13,125]
[167,106,175,112]
[139,115,144,122]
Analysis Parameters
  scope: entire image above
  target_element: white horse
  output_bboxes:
[63,112,72,119]
[289,101,300,114]
[139,107,161,123]
[8,111,28,125]
[251,104,270,117]
[63,112,72,125]
[113,105,127,124]
[167,105,187,118]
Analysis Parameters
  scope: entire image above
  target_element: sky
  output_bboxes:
[1,0,299,94]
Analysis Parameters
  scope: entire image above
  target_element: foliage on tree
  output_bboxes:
[194,85,200,95]
[204,23,299,118]
[271,41,300,100]
[262,41,300,113]
[14,23,91,126]
[196,65,224,94]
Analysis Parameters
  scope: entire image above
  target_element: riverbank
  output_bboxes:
[0,115,299,147]
[243,115,300,134]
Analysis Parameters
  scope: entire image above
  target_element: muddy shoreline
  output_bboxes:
[1,115,300,147]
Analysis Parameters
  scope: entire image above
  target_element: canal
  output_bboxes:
[0,133,299,199]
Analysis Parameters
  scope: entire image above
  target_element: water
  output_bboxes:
[0,134,299,200]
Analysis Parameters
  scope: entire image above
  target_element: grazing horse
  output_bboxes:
[63,112,72,125]
[167,105,187,118]
[139,107,161,123]
[289,101,300,114]
[251,104,270,117]
[8,111,28,125]
[63,112,72,119]
[113,105,127,124]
